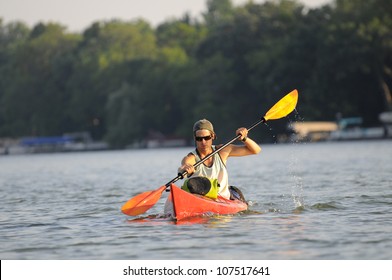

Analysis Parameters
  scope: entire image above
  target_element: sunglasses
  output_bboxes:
[195,135,213,142]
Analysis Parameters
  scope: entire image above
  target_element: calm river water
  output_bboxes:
[0,140,391,259]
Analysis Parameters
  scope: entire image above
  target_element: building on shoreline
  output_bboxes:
[0,132,108,155]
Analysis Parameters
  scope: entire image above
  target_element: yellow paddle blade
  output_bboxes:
[264,89,298,121]
[121,185,167,216]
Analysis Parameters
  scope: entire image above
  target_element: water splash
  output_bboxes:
[288,110,306,209]
[263,111,307,210]
[291,174,305,208]
[287,109,306,144]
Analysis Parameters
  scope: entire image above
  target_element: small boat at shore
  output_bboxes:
[164,184,248,221]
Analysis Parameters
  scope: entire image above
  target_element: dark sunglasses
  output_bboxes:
[195,135,213,142]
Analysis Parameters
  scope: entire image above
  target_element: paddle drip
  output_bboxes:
[262,122,278,144]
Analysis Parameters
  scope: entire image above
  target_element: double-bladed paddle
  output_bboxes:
[121,89,299,216]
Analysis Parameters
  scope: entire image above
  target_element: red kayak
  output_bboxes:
[165,184,248,221]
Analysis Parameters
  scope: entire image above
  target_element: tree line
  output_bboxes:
[0,0,391,147]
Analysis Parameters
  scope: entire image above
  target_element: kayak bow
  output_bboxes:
[166,184,248,221]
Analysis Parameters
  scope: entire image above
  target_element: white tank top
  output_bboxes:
[190,146,230,199]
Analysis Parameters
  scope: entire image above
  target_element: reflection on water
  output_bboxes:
[126,213,237,227]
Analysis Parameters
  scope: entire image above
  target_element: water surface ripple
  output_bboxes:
[1,140,391,259]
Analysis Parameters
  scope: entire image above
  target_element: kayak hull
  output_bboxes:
[167,184,248,221]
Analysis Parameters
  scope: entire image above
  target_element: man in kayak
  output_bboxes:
[178,119,261,200]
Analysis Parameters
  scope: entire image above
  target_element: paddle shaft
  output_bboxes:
[164,117,266,188]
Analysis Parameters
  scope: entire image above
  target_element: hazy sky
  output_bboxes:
[1,0,331,32]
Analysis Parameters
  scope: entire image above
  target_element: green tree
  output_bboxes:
[105,82,145,147]
[1,0,391,146]
[0,22,80,136]
[156,19,207,56]
[203,0,235,27]
[304,0,392,124]
[66,20,158,139]
[0,20,30,136]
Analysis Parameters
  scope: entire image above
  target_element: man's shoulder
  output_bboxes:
[185,151,197,160]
